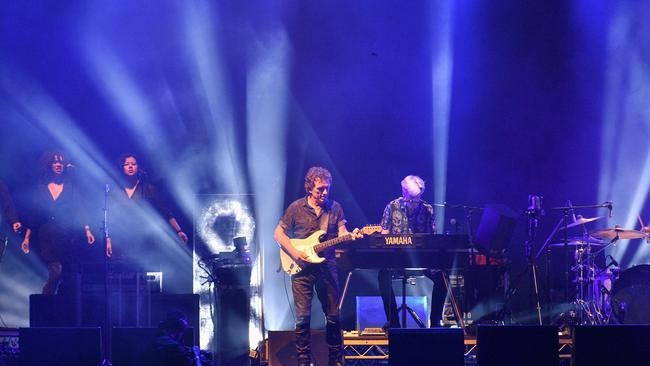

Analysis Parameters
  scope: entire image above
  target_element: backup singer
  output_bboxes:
[21,151,96,294]
[378,175,447,327]
[106,154,188,272]
[274,166,361,366]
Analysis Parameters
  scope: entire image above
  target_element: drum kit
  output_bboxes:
[545,215,649,325]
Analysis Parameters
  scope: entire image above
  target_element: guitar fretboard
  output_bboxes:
[313,233,353,253]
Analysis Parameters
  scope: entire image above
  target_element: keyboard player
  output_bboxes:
[378,175,447,328]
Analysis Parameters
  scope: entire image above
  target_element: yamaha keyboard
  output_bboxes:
[336,234,472,270]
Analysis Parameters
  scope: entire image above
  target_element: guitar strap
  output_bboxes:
[319,206,331,234]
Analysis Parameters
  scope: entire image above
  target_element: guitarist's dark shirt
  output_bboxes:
[279,196,347,260]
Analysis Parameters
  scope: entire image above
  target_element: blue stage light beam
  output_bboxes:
[430,1,454,230]
[599,2,650,266]
[184,2,248,196]
[0,250,47,327]
[0,69,120,187]
[246,27,291,333]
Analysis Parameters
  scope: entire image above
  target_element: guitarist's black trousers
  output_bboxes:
[292,259,343,365]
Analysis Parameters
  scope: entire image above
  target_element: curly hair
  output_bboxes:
[38,150,67,181]
[304,166,332,193]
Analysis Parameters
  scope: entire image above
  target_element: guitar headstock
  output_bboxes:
[361,225,383,236]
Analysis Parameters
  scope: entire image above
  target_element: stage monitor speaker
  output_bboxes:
[573,325,650,365]
[389,328,464,366]
[111,327,194,366]
[29,294,200,344]
[266,330,327,366]
[19,327,101,366]
[477,325,558,366]
[474,204,518,253]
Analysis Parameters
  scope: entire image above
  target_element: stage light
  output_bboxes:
[598,2,650,266]
[245,27,292,333]
[430,1,454,228]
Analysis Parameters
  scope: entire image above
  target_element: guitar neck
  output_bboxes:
[314,233,352,253]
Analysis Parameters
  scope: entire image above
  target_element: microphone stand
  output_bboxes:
[102,184,112,365]
[524,207,543,325]
[434,202,482,328]
[434,202,483,266]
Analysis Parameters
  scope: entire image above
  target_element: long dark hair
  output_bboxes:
[118,153,149,184]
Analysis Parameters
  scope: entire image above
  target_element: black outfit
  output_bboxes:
[378,197,446,327]
[279,196,347,366]
[0,180,19,237]
[27,180,87,294]
[108,180,174,273]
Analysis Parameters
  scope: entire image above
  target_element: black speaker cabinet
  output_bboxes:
[266,330,328,366]
[389,328,464,366]
[573,325,650,366]
[111,327,194,366]
[29,294,200,346]
[477,325,558,366]
[19,327,102,366]
[29,294,80,326]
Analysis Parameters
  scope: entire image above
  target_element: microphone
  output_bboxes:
[105,184,111,193]
[528,195,542,212]
[605,201,613,218]
[526,194,544,219]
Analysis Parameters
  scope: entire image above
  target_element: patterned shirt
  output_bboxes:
[380,197,435,234]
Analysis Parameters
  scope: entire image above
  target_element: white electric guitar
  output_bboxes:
[279,225,382,275]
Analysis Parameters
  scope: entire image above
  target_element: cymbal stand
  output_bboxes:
[549,202,612,306]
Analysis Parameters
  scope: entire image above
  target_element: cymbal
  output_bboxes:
[559,216,602,230]
[549,236,606,247]
[590,227,646,240]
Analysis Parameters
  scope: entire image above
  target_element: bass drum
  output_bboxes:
[611,264,650,324]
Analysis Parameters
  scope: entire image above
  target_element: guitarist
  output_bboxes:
[274,166,361,366]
